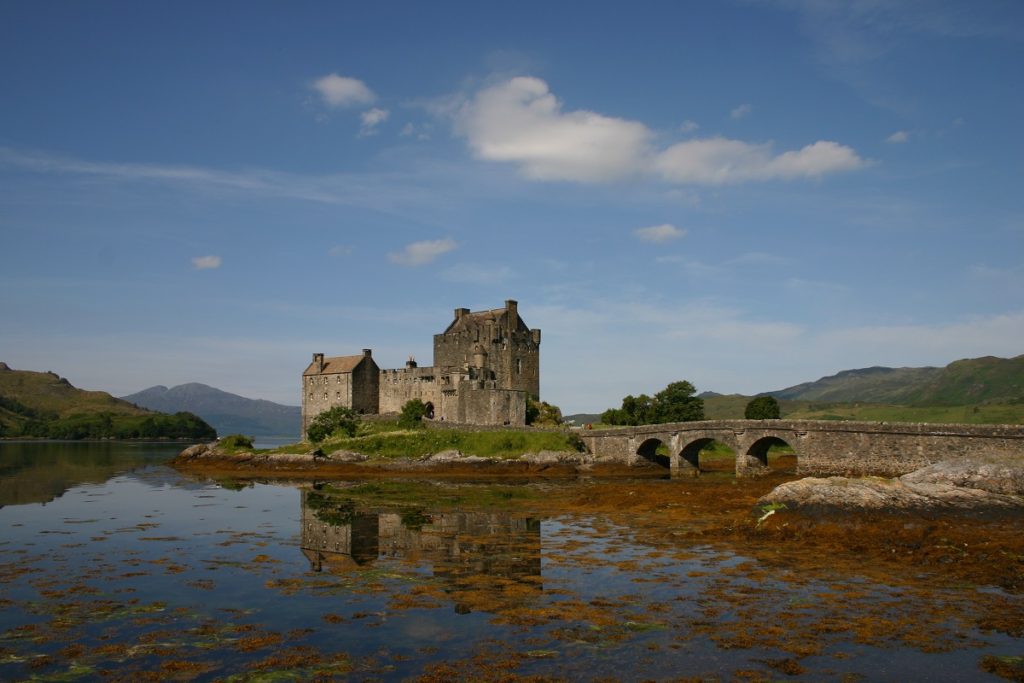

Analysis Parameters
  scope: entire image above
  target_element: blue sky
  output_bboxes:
[1,1,1022,412]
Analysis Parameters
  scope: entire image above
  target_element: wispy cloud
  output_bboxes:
[634,223,686,243]
[454,77,867,185]
[0,146,454,218]
[191,255,222,270]
[679,119,699,133]
[730,103,752,120]
[388,238,457,266]
[311,73,376,108]
[329,245,353,257]
[886,130,909,143]
[359,107,390,136]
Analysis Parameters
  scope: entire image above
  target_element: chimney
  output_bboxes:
[406,355,417,369]
[362,348,372,358]
[312,353,324,373]
[506,299,518,332]
[455,307,469,320]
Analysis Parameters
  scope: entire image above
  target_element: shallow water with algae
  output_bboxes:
[1,441,1023,681]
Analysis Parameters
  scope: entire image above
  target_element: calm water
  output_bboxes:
[1,441,1021,681]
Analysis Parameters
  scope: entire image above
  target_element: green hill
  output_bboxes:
[685,355,1024,425]
[0,362,216,440]
[904,355,1024,406]
[767,355,1024,407]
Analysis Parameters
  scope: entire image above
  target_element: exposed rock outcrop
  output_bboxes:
[760,453,1024,511]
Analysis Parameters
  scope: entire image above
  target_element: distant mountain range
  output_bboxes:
[765,355,1024,406]
[121,383,300,437]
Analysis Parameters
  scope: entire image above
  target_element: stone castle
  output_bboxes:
[302,300,540,435]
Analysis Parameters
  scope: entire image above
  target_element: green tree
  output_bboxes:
[399,399,428,429]
[653,381,704,423]
[307,406,358,442]
[745,396,781,419]
[601,381,704,426]
[526,399,563,426]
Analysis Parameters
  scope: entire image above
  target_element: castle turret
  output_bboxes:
[472,343,488,370]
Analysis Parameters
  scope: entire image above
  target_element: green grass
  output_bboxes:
[783,402,1024,424]
[272,422,585,459]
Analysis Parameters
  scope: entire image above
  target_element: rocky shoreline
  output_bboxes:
[759,452,1024,511]
[174,442,1024,511]
[172,442,651,478]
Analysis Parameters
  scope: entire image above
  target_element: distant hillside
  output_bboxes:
[903,356,1024,406]
[0,363,215,440]
[121,383,300,437]
[766,355,1024,406]
[563,413,602,426]
[767,366,941,403]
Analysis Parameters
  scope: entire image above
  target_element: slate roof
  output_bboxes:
[302,354,367,376]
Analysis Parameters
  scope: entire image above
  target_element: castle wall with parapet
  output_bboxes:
[378,366,444,414]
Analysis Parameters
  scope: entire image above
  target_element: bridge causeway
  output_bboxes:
[576,419,1024,477]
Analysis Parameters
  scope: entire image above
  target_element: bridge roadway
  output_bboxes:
[576,419,1024,477]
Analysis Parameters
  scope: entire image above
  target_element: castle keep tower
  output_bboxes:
[302,300,540,436]
[433,300,540,399]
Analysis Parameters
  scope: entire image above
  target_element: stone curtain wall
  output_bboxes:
[578,420,1024,477]
[378,367,442,414]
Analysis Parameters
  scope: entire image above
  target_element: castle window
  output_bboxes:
[323,392,328,400]
[516,358,522,375]
[336,391,341,399]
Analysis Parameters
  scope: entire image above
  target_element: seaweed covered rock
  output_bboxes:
[760,453,1024,511]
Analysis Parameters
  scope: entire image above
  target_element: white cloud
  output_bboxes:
[388,238,457,266]
[455,76,653,182]
[656,137,867,184]
[329,245,353,257]
[399,121,432,141]
[191,255,222,270]
[359,107,390,136]
[730,103,752,120]
[453,77,866,186]
[679,119,699,133]
[634,223,686,243]
[311,73,375,108]
[886,130,909,143]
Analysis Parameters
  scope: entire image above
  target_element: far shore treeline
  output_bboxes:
[0,364,216,441]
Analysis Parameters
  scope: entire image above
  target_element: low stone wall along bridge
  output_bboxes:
[577,420,1024,477]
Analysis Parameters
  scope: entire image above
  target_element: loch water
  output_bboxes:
[1,441,1022,681]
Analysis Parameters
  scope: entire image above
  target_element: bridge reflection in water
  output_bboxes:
[300,488,543,610]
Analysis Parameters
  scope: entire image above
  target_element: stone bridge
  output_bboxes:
[577,420,1024,477]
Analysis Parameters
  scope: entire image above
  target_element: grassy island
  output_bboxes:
[226,418,586,460]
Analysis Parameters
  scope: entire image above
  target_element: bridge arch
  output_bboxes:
[636,437,670,469]
[745,435,797,472]
[679,438,737,475]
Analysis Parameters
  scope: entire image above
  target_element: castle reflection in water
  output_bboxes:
[299,488,543,594]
